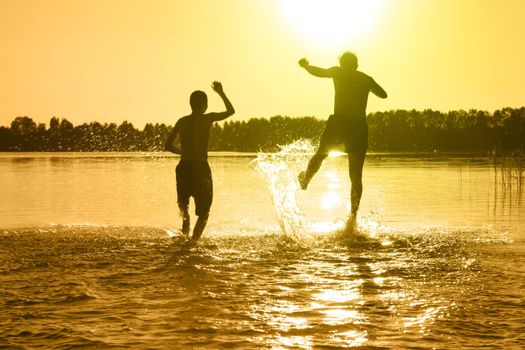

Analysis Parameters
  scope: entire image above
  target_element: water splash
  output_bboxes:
[252,140,314,238]
[251,140,514,251]
[252,140,389,245]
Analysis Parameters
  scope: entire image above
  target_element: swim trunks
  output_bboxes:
[318,114,368,156]
[176,161,213,216]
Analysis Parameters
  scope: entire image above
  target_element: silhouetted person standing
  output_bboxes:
[297,52,387,231]
[165,81,235,242]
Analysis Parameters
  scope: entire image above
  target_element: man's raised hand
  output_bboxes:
[298,58,309,68]
[212,81,224,94]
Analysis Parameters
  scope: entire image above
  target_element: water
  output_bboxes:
[1,148,524,349]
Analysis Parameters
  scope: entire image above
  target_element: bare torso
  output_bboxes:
[332,69,373,118]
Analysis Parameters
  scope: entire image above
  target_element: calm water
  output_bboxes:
[1,149,524,349]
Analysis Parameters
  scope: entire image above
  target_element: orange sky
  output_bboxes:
[1,0,524,128]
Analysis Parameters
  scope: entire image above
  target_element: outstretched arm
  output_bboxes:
[165,124,181,154]
[370,79,387,98]
[208,81,235,122]
[298,58,337,78]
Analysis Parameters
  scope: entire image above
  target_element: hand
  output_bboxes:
[212,81,224,94]
[298,58,309,68]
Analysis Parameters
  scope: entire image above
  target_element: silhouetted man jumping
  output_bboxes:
[165,81,235,242]
[297,52,387,230]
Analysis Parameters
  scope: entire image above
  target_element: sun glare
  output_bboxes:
[329,151,345,157]
[281,0,384,48]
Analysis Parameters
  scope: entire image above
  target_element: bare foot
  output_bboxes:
[345,213,357,233]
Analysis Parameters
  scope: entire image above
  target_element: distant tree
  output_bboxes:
[1,109,524,152]
[141,123,169,151]
[10,116,37,151]
[54,119,73,151]
[116,121,139,151]
[46,116,61,150]
[0,126,12,151]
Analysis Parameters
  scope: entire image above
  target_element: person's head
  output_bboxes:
[190,90,208,114]
[339,51,358,70]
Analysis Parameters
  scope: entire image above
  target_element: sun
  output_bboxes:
[281,0,385,48]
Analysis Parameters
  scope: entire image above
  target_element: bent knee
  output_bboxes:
[313,151,329,160]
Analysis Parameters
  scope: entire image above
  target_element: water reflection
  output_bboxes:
[336,330,368,347]
[246,257,385,348]
[320,191,341,210]
[313,287,361,303]
[269,335,314,349]
[321,309,362,326]
[309,221,344,233]
[403,305,446,335]
[320,172,343,211]
[1,152,524,349]
[260,254,454,347]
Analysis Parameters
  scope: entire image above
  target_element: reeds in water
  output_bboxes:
[492,150,524,193]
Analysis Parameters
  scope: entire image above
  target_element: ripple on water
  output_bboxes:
[0,223,521,349]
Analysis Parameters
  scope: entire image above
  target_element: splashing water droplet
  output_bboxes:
[252,140,315,238]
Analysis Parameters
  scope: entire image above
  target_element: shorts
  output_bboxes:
[318,114,368,156]
[176,161,213,216]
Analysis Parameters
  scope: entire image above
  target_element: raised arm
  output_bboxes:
[208,81,235,122]
[370,79,388,99]
[164,123,181,154]
[298,58,337,78]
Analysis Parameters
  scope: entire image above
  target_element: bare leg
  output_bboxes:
[345,153,365,231]
[299,151,329,190]
[299,118,335,190]
[348,152,365,214]
[190,213,209,242]
[179,204,190,236]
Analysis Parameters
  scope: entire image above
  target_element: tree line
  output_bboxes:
[1,108,523,153]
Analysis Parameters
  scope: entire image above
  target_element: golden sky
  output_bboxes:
[1,0,524,127]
